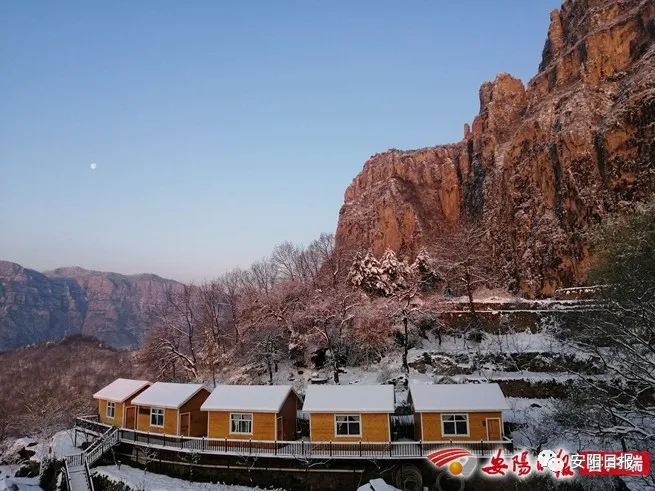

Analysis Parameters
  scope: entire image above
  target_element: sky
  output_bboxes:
[0,0,562,283]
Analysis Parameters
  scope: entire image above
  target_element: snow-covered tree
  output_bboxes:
[347,249,415,296]
[347,251,383,294]
[410,249,445,292]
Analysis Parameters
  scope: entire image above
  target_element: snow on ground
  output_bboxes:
[1,430,84,468]
[219,314,591,393]
[0,466,42,491]
[467,371,581,381]
[5,439,37,458]
[50,430,81,460]
[413,330,565,355]
[95,464,287,491]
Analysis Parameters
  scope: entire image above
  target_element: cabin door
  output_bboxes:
[125,406,136,429]
[486,418,501,441]
[180,413,191,436]
[276,416,283,440]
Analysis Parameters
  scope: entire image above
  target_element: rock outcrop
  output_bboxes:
[336,0,655,297]
[0,261,182,350]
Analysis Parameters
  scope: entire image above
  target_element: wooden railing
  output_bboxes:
[75,417,512,461]
[63,452,95,491]
[84,458,95,491]
[85,427,119,466]
[63,457,75,489]
[64,453,85,467]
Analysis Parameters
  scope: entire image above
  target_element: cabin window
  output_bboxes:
[230,413,253,434]
[335,415,361,436]
[150,408,164,427]
[106,402,115,419]
[442,414,468,436]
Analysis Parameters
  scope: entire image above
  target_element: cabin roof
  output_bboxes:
[93,378,151,403]
[201,385,297,412]
[132,382,207,409]
[302,385,395,413]
[408,383,510,412]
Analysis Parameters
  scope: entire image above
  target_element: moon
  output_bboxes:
[90,163,97,170]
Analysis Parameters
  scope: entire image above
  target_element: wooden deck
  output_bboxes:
[75,416,513,461]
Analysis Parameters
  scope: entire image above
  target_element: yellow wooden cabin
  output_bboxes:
[93,378,151,428]
[201,385,301,440]
[302,385,394,442]
[408,383,509,442]
[131,382,211,437]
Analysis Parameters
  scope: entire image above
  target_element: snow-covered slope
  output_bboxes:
[95,465,287,491]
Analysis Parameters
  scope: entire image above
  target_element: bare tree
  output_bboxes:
[198,281,230,385]
[431,220,498,339]
[271,241,300,282]
[255,282,307,340]
[0,401,14,442]
[246,323,288,384]
[308,289,360,383]
[145,285,203,380]
[388,287,423,373]
[215,268,247,345]
[353,303,393,367]
[18,389,73,439]
[247,258,279,295]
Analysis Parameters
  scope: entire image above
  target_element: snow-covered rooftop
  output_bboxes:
[302,385,394,413]
[408,383,510,412]
[93,378,151,403]
[131,382,207,409]
[201,385,296,412]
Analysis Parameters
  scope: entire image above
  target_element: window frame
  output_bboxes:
[441,413,469,437]
[150,407,165,428]
[334,414,362,437]
[229,412,253,435]
[106,401,115,419]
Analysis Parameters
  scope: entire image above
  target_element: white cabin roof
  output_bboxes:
[409,383,510,412]
[131,382,208,409]
[302,385,395,413]
[93,378,151,403]
[201,385,297,412]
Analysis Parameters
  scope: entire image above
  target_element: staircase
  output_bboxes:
[63,454,94,491]
[84,427,119,466]
[64,427,119,491]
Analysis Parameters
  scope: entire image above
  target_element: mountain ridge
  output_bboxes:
[0,260,183,351]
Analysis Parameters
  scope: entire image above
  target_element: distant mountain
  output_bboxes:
[0,261,183,350]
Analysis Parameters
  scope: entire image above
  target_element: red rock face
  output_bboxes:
[336,0,655,298]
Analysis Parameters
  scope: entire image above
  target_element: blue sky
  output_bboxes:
[0,0,561,282]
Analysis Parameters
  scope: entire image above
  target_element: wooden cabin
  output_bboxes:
[131,382,211,437]
[93,378,151,428]
[302,385,394,442]
[408,383,509,442]
[201,385,301,440]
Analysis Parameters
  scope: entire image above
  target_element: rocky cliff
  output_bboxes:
[0,261,182,350]
[336,0,655,297]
